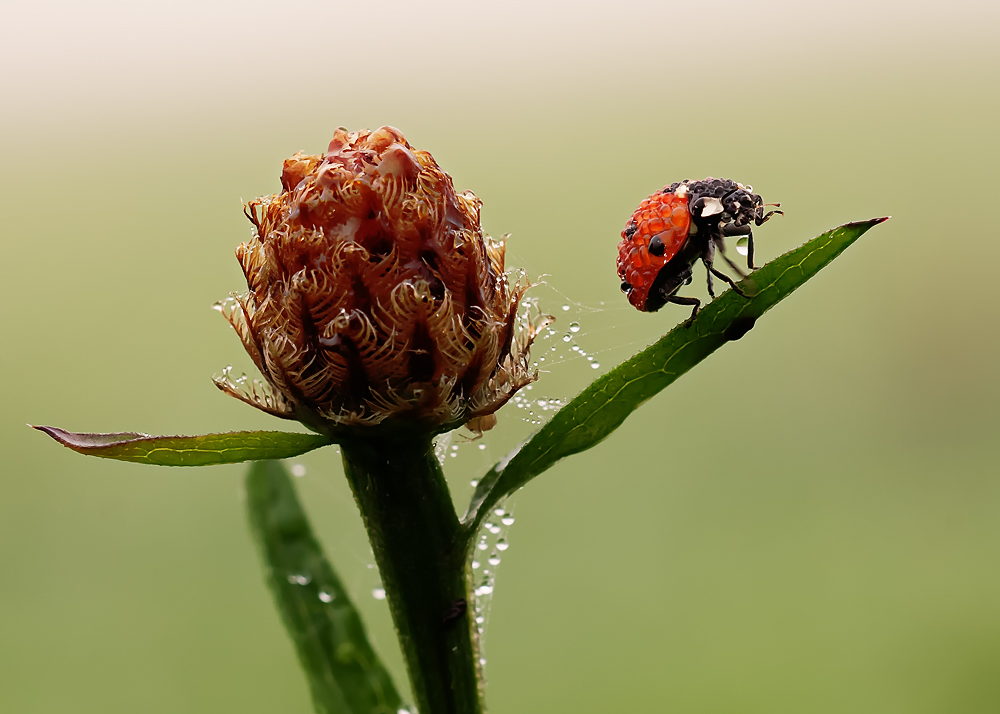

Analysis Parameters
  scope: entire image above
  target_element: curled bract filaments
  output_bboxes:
[215,126,549,435]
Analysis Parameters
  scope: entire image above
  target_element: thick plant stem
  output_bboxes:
[341,435,483,714]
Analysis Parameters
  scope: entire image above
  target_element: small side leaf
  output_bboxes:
[33,426,331,466]
[246,460,403,714]
[464,218,888,530]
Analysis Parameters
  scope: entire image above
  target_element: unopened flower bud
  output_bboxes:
[215,127,547,434]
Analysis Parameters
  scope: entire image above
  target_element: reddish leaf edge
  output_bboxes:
[31,425,332,466]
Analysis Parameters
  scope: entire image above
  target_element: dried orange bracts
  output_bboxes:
[215,127,548,434]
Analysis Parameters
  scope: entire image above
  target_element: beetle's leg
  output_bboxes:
[756,206,783,225]
[751,208,784,269]
[703,240,748,299]
[704,258,749,298]
[715,235,748,277]
[702,240,718,299]
[667,294,701,327]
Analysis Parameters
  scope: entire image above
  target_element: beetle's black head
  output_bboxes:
[666,177,768,235]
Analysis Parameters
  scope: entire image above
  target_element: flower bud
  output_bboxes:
[215,127,546,434]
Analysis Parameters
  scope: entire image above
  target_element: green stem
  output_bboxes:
[340,435,483,714]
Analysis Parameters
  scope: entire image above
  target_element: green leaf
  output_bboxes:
[246,460,403,714]
[463,218,888,531]
[33,426,331,466]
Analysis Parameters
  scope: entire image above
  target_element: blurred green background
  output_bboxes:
[2,1,998,712]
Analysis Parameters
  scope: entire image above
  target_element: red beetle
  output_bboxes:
[617,178,781,321]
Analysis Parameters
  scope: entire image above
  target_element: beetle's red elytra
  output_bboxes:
[617,178,781,321]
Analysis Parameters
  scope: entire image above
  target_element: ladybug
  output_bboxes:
[617,178,781,321]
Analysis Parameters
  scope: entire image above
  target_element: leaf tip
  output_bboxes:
[31,424,62,439]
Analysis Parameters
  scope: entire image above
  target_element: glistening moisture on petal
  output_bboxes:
[215,127,548,434]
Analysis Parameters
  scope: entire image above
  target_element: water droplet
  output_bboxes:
[471,560,481,569]
[496,539,509,551]
[449,451,458,458]
[475,585,494,596]
[736,237,750,256]
[372,588,386,600]
[477,541,488,550]
[561,305,571,311]
[319,591,334,603]
[478,444,486,450]
[488,553,501,566]
[562,333,572,342]
[591,362,601,369]
[476,616,485,624]
[290,464,307,477]
[288,574,311,585]
[451,444,459,451]
[569,322,580,333]
[480,657,487,666]
[493,508,506,516]
[501,516,515,526]
[470,479,479,487]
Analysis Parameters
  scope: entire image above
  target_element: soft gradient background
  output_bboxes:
[2,1,998,712]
